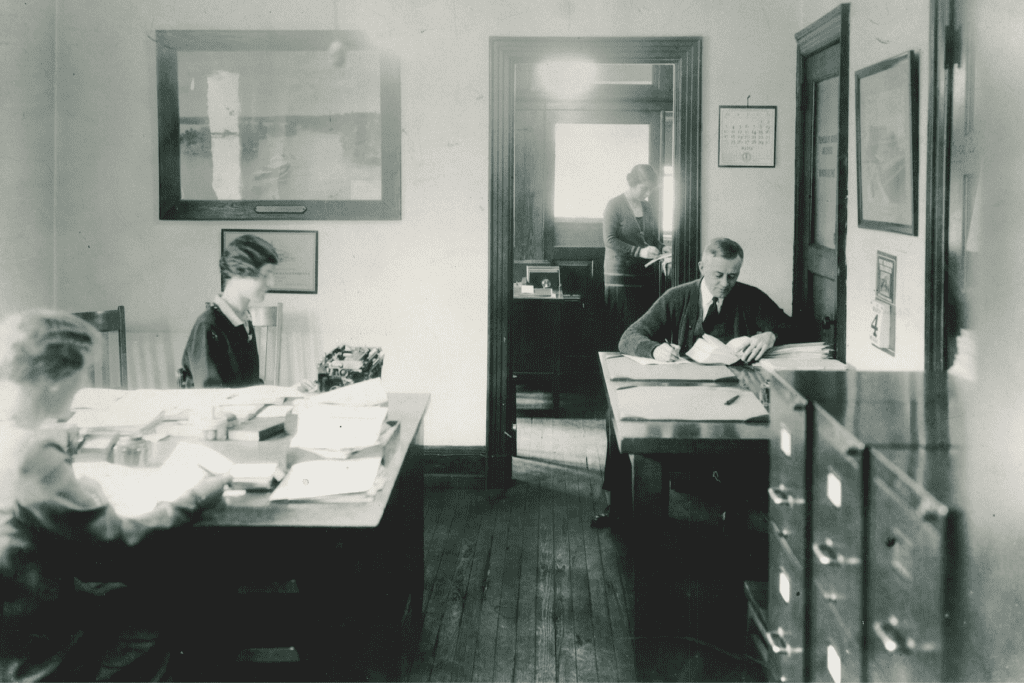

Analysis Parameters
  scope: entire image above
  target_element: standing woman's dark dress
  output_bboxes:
[602,194,662,350]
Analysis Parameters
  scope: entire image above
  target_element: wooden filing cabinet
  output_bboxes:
[865,446,950,682]
[763,372,811,681]
[762,369,961,683]
[809,407,868,683]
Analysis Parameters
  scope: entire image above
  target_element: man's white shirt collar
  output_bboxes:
[700,279,726,318]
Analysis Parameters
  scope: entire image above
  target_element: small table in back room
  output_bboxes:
[512,289,582,412]
[599,352,770,679]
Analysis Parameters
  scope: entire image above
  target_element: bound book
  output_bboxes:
[227,416,286,442]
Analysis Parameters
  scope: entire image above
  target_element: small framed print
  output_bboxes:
[718,106,777,167]
[870,299,895,355]
[221,229,318,294]
[876,251,897,304]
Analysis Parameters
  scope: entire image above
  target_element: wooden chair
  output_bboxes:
[250,302,283,385]
[74,306,127,389]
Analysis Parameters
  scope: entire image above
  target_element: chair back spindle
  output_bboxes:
[250,302,283,385]
[73,306,128,389]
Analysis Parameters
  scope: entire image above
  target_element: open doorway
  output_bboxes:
[487,38,702,488]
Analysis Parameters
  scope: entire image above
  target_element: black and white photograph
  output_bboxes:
[2,1,1021,682]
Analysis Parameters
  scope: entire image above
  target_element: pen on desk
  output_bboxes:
[724,394,740,405]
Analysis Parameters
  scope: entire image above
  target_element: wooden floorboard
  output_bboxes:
[534,459,558,683]
[512,461,540,683]
[414,395,765,682]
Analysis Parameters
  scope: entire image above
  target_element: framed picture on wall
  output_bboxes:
[855,51,918,235]
[221,229,318,294]
[158,30,401,221]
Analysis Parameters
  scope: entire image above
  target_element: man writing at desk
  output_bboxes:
[592,237,792,528]
[619,236,793,362]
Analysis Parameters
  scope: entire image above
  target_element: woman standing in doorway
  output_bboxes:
[602,163,666,351]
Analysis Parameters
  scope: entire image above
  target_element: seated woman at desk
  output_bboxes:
[0,309,231,681]
[180,234,278,388]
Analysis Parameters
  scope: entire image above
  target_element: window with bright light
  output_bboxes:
[553,123,650,220]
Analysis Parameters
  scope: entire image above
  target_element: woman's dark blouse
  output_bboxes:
[602,194,662,289]
[181,303,261,388]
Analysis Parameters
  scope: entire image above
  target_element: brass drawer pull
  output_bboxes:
[812,541,861,566]
[766,628,803,656]
[768,486,805,507]
[873,617,915,653]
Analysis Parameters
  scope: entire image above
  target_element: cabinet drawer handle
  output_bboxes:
[812,541,861,566]
[766,628,803,656]
[768,487,805,507]
[873,618,915,653]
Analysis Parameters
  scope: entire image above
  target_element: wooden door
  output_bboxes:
[794,6,849,361]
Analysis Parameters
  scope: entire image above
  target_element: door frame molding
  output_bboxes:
[925,0,954,371]
[794,4,850,362]
[487,37,702,488]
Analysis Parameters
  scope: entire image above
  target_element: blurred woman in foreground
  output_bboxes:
[0,310,229,681]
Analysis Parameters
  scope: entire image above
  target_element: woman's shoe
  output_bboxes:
[591,506,615,528]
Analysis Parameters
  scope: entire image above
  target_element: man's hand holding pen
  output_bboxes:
[653,342,681,362]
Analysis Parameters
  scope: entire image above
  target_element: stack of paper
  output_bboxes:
[762,341,833,359]
[757,357,848,371]
[756,341,846,371]
[289,405,388,456]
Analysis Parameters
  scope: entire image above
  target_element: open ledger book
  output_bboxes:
[684,334,752,365]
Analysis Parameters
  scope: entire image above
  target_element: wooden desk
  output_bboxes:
[512,291,582,411]
[599,353,770,675]
[120,392,429,681]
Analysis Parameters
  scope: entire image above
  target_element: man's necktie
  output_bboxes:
[703,297,720,333]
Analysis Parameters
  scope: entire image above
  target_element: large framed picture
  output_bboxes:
[158,30,401,221]
[855,51,918,235]
[221,229,318,294]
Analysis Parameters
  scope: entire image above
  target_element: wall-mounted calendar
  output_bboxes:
[718,106,777,167]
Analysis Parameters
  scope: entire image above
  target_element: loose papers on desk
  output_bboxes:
[71,441,228,518]
[606,355,737,382]
[269,456,383,501]
[295,377,388,408]
[289,405,388,453]
[615,385,768,422]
